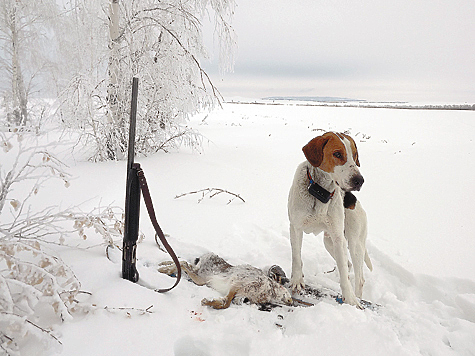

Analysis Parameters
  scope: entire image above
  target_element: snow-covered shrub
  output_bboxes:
[0,131,70,235]
[0,131,80,354]
[0,125,147,354]
[70,205,144,247]
[0,239,80,355]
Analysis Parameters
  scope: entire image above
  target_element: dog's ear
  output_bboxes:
[302,135,330,167]
[354,147,360,167]
[340,133,360,167]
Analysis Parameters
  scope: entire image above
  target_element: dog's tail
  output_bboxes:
[364,250,373,271]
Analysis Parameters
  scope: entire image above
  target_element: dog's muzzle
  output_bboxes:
[350,174,364,191]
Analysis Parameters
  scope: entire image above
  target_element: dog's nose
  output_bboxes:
[351,174,364,191]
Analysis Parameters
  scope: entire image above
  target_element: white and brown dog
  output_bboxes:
[288,132,372,308]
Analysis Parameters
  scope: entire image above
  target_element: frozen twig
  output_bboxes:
[175,188,245,204]
[104,305,154,316]
[0,311,63,344]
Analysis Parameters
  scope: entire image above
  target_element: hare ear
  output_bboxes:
[302,135,330,167]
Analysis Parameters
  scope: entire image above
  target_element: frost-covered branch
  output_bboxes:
[0,134,74,353]
[69,205,144,248]
[0,0,61,128]
[0,239,79,354]
[0,311,63,354]
[57,0,236,161]
[104,304,154,317]
[0,132,70,230]
[0,130,153,354]
[175,187,245,204]
[137,14,223,102]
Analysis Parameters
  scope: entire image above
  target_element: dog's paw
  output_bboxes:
[341,291,363,309]
[290,277,305,293]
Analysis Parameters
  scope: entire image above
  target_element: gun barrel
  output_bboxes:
[127,77,139,171]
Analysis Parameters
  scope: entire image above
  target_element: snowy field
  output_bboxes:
[6,103,475,355]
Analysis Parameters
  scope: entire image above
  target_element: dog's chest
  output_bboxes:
[301,193,344,234]
[302,211,328,234]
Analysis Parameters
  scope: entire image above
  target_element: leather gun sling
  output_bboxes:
[133,163,182,292]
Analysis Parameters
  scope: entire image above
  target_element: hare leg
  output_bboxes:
[158,261,207,286]
[201,288,238,309]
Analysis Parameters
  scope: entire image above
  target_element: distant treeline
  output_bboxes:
[226,101,475,111]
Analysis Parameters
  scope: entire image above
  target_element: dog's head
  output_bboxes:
[303,132,364,192]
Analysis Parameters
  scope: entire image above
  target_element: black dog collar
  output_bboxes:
[307,167,334,204]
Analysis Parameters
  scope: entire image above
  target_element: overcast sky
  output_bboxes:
[204,0,475,102]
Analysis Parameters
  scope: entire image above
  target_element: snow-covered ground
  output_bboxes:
[13,103,475,355]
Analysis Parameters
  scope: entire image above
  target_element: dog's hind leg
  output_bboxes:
[324,232,352,271]
[201,288,237,309]
[364,249,373,271]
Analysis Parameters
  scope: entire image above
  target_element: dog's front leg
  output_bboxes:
[348,240,365,299]
[290,224,305,292]
[331,232,362,309]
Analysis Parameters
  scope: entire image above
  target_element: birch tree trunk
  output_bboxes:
[106,0,122,159]
[108,0,120,122]
[9,2,28,126]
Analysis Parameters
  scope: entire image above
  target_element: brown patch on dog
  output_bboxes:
[302,132,348,173]
[302,134,329,168]
[343,192,357,210]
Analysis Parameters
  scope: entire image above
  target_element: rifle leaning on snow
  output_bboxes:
[122,77,181,292]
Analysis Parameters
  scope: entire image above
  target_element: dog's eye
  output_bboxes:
[194,258,200,265]
[333,152,343,159]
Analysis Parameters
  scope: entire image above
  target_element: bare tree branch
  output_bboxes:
[175,188,245,204]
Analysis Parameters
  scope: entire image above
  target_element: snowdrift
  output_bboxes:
[10,103,475,355]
